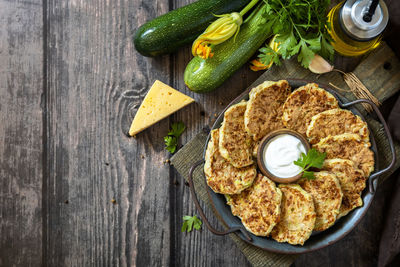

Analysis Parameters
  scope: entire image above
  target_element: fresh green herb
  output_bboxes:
[258,0,334,68]
[164,136,178,153]
[181,215,202,233]
[164,122,186,154]
[258,45,281,67]
[294,148,327,180]
[168,122,186,138]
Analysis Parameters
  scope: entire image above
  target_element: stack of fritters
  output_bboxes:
[204,80,375,246]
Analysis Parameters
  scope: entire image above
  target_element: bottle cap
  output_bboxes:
[340,0,388,41]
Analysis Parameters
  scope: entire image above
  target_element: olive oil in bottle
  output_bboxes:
[327,0,389,57]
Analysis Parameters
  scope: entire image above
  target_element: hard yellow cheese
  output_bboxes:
[129,80,194,136]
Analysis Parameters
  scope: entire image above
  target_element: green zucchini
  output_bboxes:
[184,3,272,93]
[134,0,251,57]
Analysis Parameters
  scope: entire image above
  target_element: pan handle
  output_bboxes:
[340,99,396,194]
[187,160,252,241]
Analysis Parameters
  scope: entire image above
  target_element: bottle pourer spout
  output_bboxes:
[363,0,380,22]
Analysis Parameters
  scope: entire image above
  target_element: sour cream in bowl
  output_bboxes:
[257,129,310,183]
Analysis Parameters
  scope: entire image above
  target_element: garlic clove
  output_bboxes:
[308,54,334,74]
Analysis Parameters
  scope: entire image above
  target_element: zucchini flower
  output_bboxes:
[192,12,243,59]
[250,35,281,71]
[250,59,269,72]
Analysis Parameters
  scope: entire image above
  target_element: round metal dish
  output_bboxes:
[188,79,396,254]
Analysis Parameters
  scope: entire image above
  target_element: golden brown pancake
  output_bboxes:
[323,159,366,218]
[314,133,374,177]
[298,171,343,231]
[307,108,369,144]
[282,83,339,135]
[219,102,253,168]
[271,184,316,245]
[226,174,282,236]
[244,80,290,141]
[205,129,257,194]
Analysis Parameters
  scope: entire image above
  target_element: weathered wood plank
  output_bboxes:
[0,0,44,266]
[44,0,171,266]
[353,44,400,103]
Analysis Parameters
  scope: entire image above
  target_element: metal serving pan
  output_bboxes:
[188,79,396,254]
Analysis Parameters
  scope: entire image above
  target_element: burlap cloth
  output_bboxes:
[170,53,400,266]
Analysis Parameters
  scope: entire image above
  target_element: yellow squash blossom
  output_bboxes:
[192,12,243,59]
[250,35,281,71]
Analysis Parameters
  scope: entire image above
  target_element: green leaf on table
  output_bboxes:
[304,36,321,52]
[289,41,302,57]
[168,122,186,138]
[182,215,202,233]
[164,122,186,154]
[164,136,177,154]
[258,45,281,66]
[320,35,335,61]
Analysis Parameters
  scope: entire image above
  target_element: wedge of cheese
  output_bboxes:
[129,80,194,136]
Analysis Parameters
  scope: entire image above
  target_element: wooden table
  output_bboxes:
[1,0,398,266]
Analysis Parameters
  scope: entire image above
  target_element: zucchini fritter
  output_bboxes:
[271,184,316,245]
[205,129,257,194]
[298,171,343,231]
[323,159,366,218]
[219,102,253,168]
[244,80,291,141]
[226,174,282,236]
[307,108,369,145]
[282,83,338,135]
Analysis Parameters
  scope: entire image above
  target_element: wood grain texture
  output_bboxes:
[1,0,399,266]
[0,0,44,266]
[43,0,172,266]
[353,44,400,103]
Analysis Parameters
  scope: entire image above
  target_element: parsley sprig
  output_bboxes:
[294,148,327,180]
[258,0,334,68]
[164,122,186,153]
[181,215,202,233]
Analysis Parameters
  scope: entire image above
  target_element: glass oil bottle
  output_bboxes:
[327,0,389,56]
